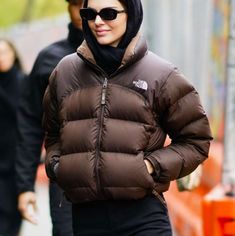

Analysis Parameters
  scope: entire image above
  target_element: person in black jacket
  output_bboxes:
[0,39,26,236]
[16,1,84,235]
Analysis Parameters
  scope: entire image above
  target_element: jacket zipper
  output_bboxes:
[95,77,108,196]
[101,78,108,104]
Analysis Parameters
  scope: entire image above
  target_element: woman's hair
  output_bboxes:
[84,0,127,9]
[119,0,126,8]
[0,38,23,70]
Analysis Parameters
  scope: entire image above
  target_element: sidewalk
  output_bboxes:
[19,167,52,236]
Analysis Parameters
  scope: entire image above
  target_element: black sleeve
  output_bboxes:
[145,70,212,184]
[15,54,50,194]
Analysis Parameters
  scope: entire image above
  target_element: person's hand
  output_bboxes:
[144,159,154,175]
[18,191,38,224]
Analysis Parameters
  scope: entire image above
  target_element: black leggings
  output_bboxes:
[72,195,172,236]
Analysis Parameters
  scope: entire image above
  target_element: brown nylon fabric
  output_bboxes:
[43,34,212,203]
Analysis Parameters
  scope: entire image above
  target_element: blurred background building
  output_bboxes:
[0,0,235,235]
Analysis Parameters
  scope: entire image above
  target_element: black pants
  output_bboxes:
[0,176,21,236]
[49,181,73,236]
[72,195,172,236]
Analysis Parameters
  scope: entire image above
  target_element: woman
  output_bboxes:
[0,39,25,236]
[43,0,212,235]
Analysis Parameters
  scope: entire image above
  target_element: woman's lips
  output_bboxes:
[96,29,109,36]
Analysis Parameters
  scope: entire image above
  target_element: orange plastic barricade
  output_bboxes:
[202,185,235,236]
[165,141,223,236]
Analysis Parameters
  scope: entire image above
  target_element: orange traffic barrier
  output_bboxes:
[202,185,235,236]
[165,141,223,236]
[36,163,49,184]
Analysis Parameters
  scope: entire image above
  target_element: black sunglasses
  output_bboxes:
[80,7,126,21]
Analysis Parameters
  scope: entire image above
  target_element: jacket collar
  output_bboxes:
[77,33,148,74]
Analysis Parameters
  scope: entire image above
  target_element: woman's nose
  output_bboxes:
[94,15,104,24]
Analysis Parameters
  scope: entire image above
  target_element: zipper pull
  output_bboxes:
[101,78,108,105]
[59,192,65,208]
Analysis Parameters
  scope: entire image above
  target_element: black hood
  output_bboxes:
[82,0,143,75]
[67,23,84,50]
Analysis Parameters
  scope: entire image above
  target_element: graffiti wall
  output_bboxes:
[223,0,235,184]
[208,0,230,141]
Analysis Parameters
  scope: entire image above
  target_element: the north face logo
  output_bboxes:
[133,80,148,90]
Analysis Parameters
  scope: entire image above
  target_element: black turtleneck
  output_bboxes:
[0,65,25,174]
[0,65,23,116]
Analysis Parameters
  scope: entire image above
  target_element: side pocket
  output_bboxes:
[152,189,167,209]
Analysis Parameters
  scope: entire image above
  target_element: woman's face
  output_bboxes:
[87,0,127,47]
[0,41,15,72]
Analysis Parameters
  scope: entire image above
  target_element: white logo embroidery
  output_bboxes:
[133,80,148,90]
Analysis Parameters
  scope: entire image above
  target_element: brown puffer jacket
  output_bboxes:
[43,34,212,203]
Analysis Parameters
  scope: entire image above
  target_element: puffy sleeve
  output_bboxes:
[42,69,61,181]
[145,69,213,184]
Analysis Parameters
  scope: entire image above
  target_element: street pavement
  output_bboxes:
[19,182,52,236]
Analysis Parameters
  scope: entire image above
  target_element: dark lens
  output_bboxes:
[100,8,117,20]
[80,8,97,20]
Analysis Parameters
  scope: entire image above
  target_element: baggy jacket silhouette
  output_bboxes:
[43,0,213,235]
